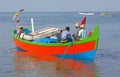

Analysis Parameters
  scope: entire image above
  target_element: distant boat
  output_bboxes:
[99,13,115,16]
[79,12,94,15]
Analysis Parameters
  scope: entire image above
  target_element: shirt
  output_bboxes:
[61,30,71,40]
[78,29,87,39]
[17,29,23,37]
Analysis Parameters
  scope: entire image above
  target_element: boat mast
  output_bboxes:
[31,18,35,33]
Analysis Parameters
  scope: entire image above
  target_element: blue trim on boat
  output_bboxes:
[54,50,96,60]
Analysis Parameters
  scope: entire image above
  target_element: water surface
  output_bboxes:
[0,12,120,77]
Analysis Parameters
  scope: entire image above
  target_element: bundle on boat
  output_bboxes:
[20,27,64,41]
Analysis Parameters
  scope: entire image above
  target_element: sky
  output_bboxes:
[0,0,120,12]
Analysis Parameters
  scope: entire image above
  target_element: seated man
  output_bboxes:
[17,25,24,37]
[61,27,72,42]
[74,16,87,40]
[78,24,87,40]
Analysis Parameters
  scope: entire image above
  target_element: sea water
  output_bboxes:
[0,12,120,77]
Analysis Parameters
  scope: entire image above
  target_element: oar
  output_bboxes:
[62,40,74,60]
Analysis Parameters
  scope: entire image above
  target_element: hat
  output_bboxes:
[74,22,85,28]
[79,24,85,28]
[18,26,23,29]
[74,22,79,28]
[74,16,86,28]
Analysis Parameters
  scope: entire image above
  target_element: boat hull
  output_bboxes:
[13,38,97,60]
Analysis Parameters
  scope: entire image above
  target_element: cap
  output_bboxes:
[18,26,23,29]
[74,22,79,28]
[74,22,85,28]
[79,24,85,28]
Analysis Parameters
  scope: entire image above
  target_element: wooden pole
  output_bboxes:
[31,18,35,33]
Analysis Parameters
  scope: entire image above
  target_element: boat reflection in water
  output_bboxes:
[14,50,98,77]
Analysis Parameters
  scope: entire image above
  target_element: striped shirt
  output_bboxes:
[78,29,87,39]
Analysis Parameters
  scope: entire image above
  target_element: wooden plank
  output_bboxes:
[22,27,65,40]
[30,27,59,35]
[32,28,62,39]
[31,27,64,36]
[30,27,52,35]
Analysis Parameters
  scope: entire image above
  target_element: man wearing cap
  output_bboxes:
[17,25,24,37]
[78,24,87,39]
[74,16,87,40]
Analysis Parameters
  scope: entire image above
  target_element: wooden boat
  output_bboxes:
[99,13,115,16]
[12,25,99,60]
[79,12,94,15]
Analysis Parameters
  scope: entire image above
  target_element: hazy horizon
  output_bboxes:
[0,0,120,12]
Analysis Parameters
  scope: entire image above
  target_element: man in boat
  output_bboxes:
[74,16,87,40]
[61,27,72,42]
[77,24,87,39]
[17,25,24,37]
